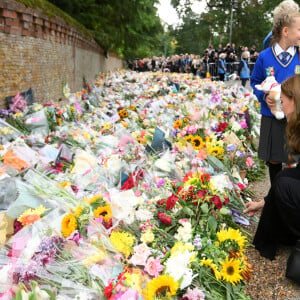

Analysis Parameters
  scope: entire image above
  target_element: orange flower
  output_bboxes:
[19,214,40,226]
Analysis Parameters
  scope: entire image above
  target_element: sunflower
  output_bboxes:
[207,146,224,157]
[85,194,103,205]
[239,255,253,281]
[173,119,183,129]
[191,135,204,150]
[217,228,247,251]
[200,258,221,280]
[184,134,194,143]
[118,109,128,119]
[143,275,179,300]
[93,205,112,223]
[219,258,243,285]
[109,230,135,258]
[128,105,137,111]
[61,214,77,237]
[74,206,84,217]
[183,117,189,123]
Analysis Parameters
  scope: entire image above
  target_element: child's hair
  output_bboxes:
[241,51,249,59]
[273,0,299,26]
[272,11,300,43]
[281,75,300,159]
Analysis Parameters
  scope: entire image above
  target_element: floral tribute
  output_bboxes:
[0,70,263,299]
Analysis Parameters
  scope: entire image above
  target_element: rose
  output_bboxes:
[129,243,151,266]
[145,257,164,277]
[157,212,172,225]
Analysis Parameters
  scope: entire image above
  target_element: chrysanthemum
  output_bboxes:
[219,258,243,285]
[109,230,135,258]
[200,258,221,280]
[93,205,112,223]
[143,275,179,300]
[61,214,77,237]
[191,135,204,150]
[173,119,183,129]
[217,228,247,251]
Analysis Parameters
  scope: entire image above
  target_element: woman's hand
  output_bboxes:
[243,200,265,217]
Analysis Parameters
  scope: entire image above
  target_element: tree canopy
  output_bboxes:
[47,0,164,59]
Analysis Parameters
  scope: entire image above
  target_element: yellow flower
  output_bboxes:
[85,194,103,205]
[121,121,128,128]
[59,181,71,188]
[219,258,243,285]
[191,135,204,150]
[207,146,224,157]
[143,275,179,300]
[141,229,155,244]
[217,228,247,251]
[82,251,105,266]
[184,134,194,143]
[109,230,135,258]
[103,122,112,130]
[83,132,91,139]
[18,205,48,226]
[124,269,143,293]
[74,206,84,217]
[173,119,183,129]
[200,258,221,280]
[93,205,112,223]
[61,214,77,237]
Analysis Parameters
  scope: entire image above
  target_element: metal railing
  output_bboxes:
[205,62,256,80]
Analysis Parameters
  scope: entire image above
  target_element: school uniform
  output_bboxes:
[251,44,300,164]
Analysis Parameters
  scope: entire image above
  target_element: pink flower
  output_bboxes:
[135,190,142,197]
[239,120,248,129]
[180,130,187,137]
[129,243,151,266]
[145,257,164,277]
[246,157,254,168]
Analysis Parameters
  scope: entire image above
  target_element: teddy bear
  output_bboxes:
[255,75,285,120]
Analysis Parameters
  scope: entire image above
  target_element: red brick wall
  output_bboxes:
[0,0,123,107]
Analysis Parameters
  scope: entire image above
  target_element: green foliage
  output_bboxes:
[46,0,164,59]
[170,0,297,53]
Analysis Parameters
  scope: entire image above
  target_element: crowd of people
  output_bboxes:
[127,44,260,83]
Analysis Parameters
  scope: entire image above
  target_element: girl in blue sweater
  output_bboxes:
[251,11,300,184]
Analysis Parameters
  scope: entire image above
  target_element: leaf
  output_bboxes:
[201,202,209,214]
[208,215,217,232]
[220,207,230,215]
[182,206,194,216]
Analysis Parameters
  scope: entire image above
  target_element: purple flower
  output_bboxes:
[156,179,165,188]
[230,209,250,226]
[193,235,202,250]
[226,144,236,152]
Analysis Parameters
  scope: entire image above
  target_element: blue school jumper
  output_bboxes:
[251,46,300,118]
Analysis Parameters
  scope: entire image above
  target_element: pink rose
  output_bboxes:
[239,120,247,129]
[246,157,254,167]
[129,243,151,266]
[145,257,164,277]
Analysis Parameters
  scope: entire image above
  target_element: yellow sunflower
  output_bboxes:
[184,134,194,143]
[109,230,135,258]
[217,228,247,251]
[207,146,224,157]
[239,255,253,281]
[219,258,243,285]
[85,194,103,205]
[143,275,179,300]
[200,258,221,280]
[183,117,189,123]
[191,135,204,150]
[61,214,77,237]
[173,119,183,129]
[93,205,112,223]
[74,206,83,217]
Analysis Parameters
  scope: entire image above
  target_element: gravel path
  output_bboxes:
[245,171,300,299]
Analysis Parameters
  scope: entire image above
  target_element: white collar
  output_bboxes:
[274,43,295,56]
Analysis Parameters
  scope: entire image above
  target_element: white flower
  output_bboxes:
[135,208,153,221]
[174,222,192,242]
[210,174,233,193]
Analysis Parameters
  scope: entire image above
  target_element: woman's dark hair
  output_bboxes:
[281,74,300,160]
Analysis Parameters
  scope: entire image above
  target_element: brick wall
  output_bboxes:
[0,0,123,107]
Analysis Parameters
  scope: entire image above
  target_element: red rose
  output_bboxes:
[223,196,229,205]
[192,189,208,206]
[166,194,178,210]
[210,195,223,209]
[157,212,172,225]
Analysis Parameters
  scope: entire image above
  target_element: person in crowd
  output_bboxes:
[244,74,300,260]
[226,52,236,74]
[218,53,227,81]
[251,9,300,184]
[263,0,299,49]
[217,44,223,54]
[192,54,201,75]
[238,51,250,87]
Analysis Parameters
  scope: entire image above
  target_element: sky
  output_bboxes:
[156,0,206,26]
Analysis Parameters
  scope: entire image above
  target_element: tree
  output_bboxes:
[47,0,163,59]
